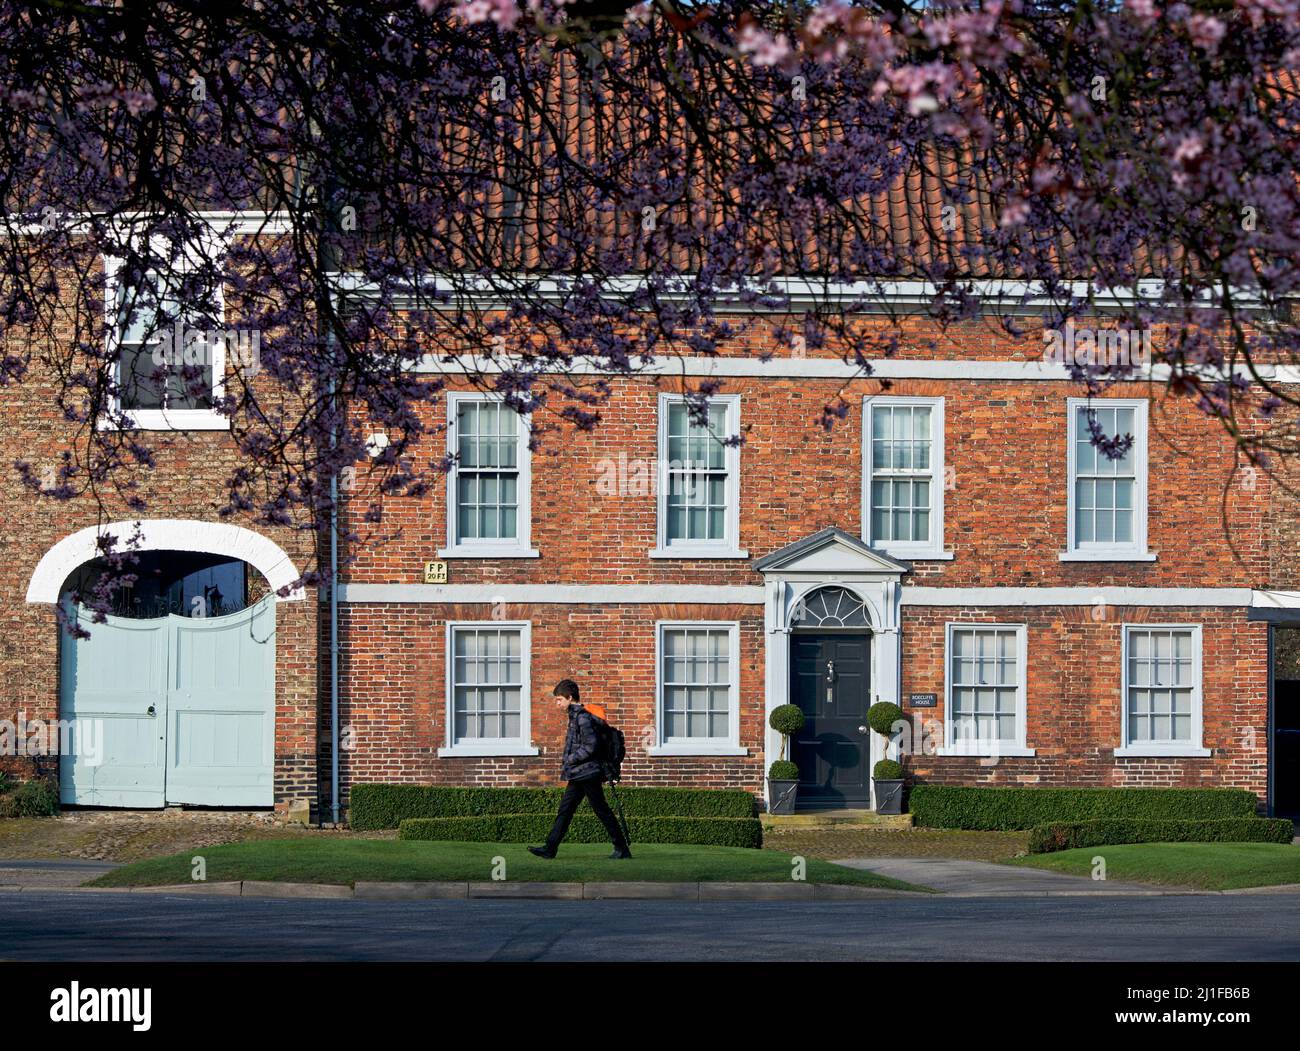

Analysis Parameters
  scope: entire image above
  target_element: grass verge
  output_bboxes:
[87,838,931,891]
[1011,841,1300,891]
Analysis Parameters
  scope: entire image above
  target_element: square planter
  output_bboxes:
[767,779,799,815]
[873,778,905,815]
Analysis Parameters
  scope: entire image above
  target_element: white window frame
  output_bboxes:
[438,620,539,758]
[439,391,539,558]
[100,243,231,432]
[938,622,1035,757]
[1116,623,1210,758]
[1062,397,1153,561]
[648,621,747,756]
[650,393,747,559]
[862,395,951,559]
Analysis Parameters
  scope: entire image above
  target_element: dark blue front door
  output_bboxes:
[790,633,872,807]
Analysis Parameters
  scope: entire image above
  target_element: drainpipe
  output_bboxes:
[299,113,343,826]
[321,195,342,827]
[329,346,340,826]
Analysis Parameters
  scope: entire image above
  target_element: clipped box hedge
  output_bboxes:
[1029,817,1295,854]
[398,814,763,849]
[350,783,757,830]
[910,786,1259,831]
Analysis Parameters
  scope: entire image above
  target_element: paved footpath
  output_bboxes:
[834,857,1181,896]
[3,855,1284,899]
[0,858,118,888]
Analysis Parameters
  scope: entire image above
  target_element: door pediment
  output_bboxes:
[754,526,911,578]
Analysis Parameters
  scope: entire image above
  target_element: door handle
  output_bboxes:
[857,725,869,735]
[146,705,157,718]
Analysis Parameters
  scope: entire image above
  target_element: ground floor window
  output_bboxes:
[942,623,1032,756]
[650,622,744,756]
[440,622,537,757]
[1118,624,1206,756]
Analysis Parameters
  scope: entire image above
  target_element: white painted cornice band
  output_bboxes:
[334,582,1288,608]
[333,273,1269,315]
[412,353,1300,385]
[6,210,292,237]
[335,584,767,604]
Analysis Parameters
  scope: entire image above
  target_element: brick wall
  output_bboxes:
[342,373,1267,589]
[0,345,320,813]
[0,304,1284,810]
[326,600,1267,803]
[901,605,1268,795]
[329,602,767,802]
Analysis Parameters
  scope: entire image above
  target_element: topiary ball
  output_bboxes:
[867,701,906,736]
[768,703,807,736]
[873,759,905,781]
[768,760,800,781]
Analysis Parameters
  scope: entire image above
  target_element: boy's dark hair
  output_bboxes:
[553,679,580,702]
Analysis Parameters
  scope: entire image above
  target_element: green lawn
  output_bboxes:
[1012,842,1300,890]
[88,838,930,891]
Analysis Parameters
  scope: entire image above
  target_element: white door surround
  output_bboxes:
[25,519,304,604]
[754,527,909,809]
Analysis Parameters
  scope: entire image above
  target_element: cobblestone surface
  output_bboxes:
[0,810,393,862]
[762,826,1028,862]
[1,811,1021,866]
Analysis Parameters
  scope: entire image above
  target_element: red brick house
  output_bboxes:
[4,222,1300,819]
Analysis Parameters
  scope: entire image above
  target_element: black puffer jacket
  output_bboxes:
[560,703,604,782]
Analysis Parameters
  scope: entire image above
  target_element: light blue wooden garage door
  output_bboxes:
[60,599,275,807]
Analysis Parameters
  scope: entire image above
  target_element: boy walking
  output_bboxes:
[529,679,632,859]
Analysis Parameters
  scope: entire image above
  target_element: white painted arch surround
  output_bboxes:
[757,530,907,810]
[26,519,304,603]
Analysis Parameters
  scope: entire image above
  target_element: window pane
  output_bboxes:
[119,343,166,410]
[871,507,888,543]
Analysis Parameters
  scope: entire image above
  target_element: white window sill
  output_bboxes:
[437,546,540,559]
[1059,550,1156,563]
[936,745,1036,758]
[1114,746,1211,758]
[98,410,231,432]
[646,744,749,758]
[437,744,540,758]
[649,547,749,560]
[876,547,954,561]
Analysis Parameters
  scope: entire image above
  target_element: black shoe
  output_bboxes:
[528,846,556,859]
[609,848,632,859]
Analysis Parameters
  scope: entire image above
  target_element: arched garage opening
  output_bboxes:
[27,521,302,809]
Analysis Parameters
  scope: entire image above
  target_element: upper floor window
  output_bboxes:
[103,241,229,432]
[1064,398,1152,561]
[862,396,948,559]
[440,393,538,558]
[651,394,745,559]
[1117,625,1208,757]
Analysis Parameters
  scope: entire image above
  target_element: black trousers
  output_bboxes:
[545,776,629,852]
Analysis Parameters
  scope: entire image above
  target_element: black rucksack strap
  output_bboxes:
[606,778,632,848]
